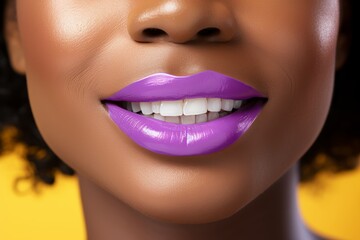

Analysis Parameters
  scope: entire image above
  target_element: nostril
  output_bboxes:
[197,27,220,38]
[142,28,168,38]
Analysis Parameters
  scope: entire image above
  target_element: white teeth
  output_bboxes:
[131,102,141,112]
[152,101,161,114]
[221,99,234,111]
[208,112,219,121]
[181,115,196,124]
[234,100,243,109]
[207,98,221,112]
[165,116,180,123]
[160,100,183,116]
[127,97,246,123]
[196,114,207,123]
[183,98,207,116]
[154,113,165,121]
[140,102,153,115]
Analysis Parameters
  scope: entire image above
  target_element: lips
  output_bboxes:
[103,70,267,156]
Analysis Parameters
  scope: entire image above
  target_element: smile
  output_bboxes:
[103,70,267,156]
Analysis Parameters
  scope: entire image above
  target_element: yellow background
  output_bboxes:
[1,152,359,240]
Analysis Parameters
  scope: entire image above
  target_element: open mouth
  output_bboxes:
[103,97,265,124]
[102,71,267,156]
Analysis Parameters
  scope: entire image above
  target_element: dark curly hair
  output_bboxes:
[0,0,359,186]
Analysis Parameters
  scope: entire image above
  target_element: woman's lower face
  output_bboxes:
[11,0,339,223]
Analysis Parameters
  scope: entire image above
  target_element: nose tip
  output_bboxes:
[128,1,237,44]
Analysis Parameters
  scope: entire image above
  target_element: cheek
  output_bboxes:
[243,0,339,185]
[15,1,133,175]
[17,0,127,83]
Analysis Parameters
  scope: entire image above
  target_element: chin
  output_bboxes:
[133,194,246,225]
[110,172,253,225]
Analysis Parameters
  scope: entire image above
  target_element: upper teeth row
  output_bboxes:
[127,98,243,117]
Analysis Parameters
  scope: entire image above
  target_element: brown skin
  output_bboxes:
[4,0,347,239]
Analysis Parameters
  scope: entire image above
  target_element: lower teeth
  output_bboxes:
[138,111,233,124]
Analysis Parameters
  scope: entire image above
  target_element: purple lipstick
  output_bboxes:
[103,70,266,156]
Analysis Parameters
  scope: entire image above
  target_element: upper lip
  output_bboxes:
[103,70,265,102]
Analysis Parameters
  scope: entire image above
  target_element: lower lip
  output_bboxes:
[105,102,265,156]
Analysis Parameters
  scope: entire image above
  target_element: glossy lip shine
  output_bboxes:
[104,71,266,156]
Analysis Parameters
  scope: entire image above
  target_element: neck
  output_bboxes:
[78,165,317,240]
